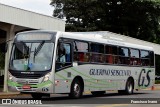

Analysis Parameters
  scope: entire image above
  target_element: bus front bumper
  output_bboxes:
[7,80,54,93]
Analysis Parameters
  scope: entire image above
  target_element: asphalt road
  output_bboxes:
[0,90,160,107]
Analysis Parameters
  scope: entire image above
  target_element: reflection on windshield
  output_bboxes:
[10,42,54,71]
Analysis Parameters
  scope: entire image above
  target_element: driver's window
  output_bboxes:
[56,43,72,70]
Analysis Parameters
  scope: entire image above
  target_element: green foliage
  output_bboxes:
[51,0,160,44]
[50,0,65,18]
[50,0,160,76]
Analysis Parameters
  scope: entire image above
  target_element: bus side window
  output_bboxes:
[105,45,113,64]
[141,50,150,66]
[106,55,113,64]
[64,43,71,62]
[79,52,84,62]
[119,47,130,65]
[90,43,104,63]
[56,43,72,70]
[73,41,89,62]
[130,49,140,65]
[112,46,119,64]
[57,43,66,63]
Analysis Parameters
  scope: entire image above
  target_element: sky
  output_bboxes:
[0,0,54,16]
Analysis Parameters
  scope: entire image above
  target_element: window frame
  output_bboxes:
[56,37,154,68]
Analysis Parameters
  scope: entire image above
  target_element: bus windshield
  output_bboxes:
[10,42,54,71]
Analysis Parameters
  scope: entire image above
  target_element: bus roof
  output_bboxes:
[61,31,153,51]
[16,30,153,51]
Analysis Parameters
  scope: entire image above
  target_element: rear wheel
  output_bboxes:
[31,93,43,99]
[69,79,83,98]
[118,79,134,95]
[125,79,134,94]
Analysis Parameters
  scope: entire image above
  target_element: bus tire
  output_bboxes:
[91,91,105,96]
[69,79,83,98]
[125,79,134,95]
[31,93,42,99]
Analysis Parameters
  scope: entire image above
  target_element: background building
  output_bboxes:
[0,3,65,92]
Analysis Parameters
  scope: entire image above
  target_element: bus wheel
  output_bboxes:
[125,79,134,95]
[31,93,42,99]
[69,79,83,98]
[91,91,105,96]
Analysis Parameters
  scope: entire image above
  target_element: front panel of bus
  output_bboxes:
[8,31,57,94]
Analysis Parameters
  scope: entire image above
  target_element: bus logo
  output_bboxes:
[138,69,151,87]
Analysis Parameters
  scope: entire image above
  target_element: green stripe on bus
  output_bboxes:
[71,67,95,80]
[8,80,22,87]
[84,85,116,88]
[57,67,117,86]
[55,73,72,82]
[63,69,110,86]
[71,67,112,84]
[55,71,117,88]
[7,80,52,88]
[33,80,52,88]
[70,67,116,86]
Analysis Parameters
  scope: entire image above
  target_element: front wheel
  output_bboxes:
[69,79,83,98]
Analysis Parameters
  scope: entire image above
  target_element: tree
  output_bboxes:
[50,0,160,43]
[51,0,160,75]
[50,0,64,18]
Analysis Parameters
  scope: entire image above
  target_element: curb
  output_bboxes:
[0,92,30,98]
[0,92,20,96]
[141,84,160,91]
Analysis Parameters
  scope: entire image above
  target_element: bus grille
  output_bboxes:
[12,73,42,79]
[16,80,39,85]
[16,80,39,91]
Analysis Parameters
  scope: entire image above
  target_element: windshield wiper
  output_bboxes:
[34,41,45,56]
[15,41,29,55]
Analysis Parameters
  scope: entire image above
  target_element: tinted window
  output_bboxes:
[105,45,112,54]
[91,43,104,53]
[112,46,118,55]
[150,51,154,66]
[74,52,90,62]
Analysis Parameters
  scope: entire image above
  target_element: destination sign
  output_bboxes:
[17,33,52,41]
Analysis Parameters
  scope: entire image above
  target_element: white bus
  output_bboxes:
[8,30,155,99]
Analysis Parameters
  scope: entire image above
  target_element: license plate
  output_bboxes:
[22,85,31,89]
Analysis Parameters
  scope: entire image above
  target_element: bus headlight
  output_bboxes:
[8,73,13,80]
[43,73,50,82]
